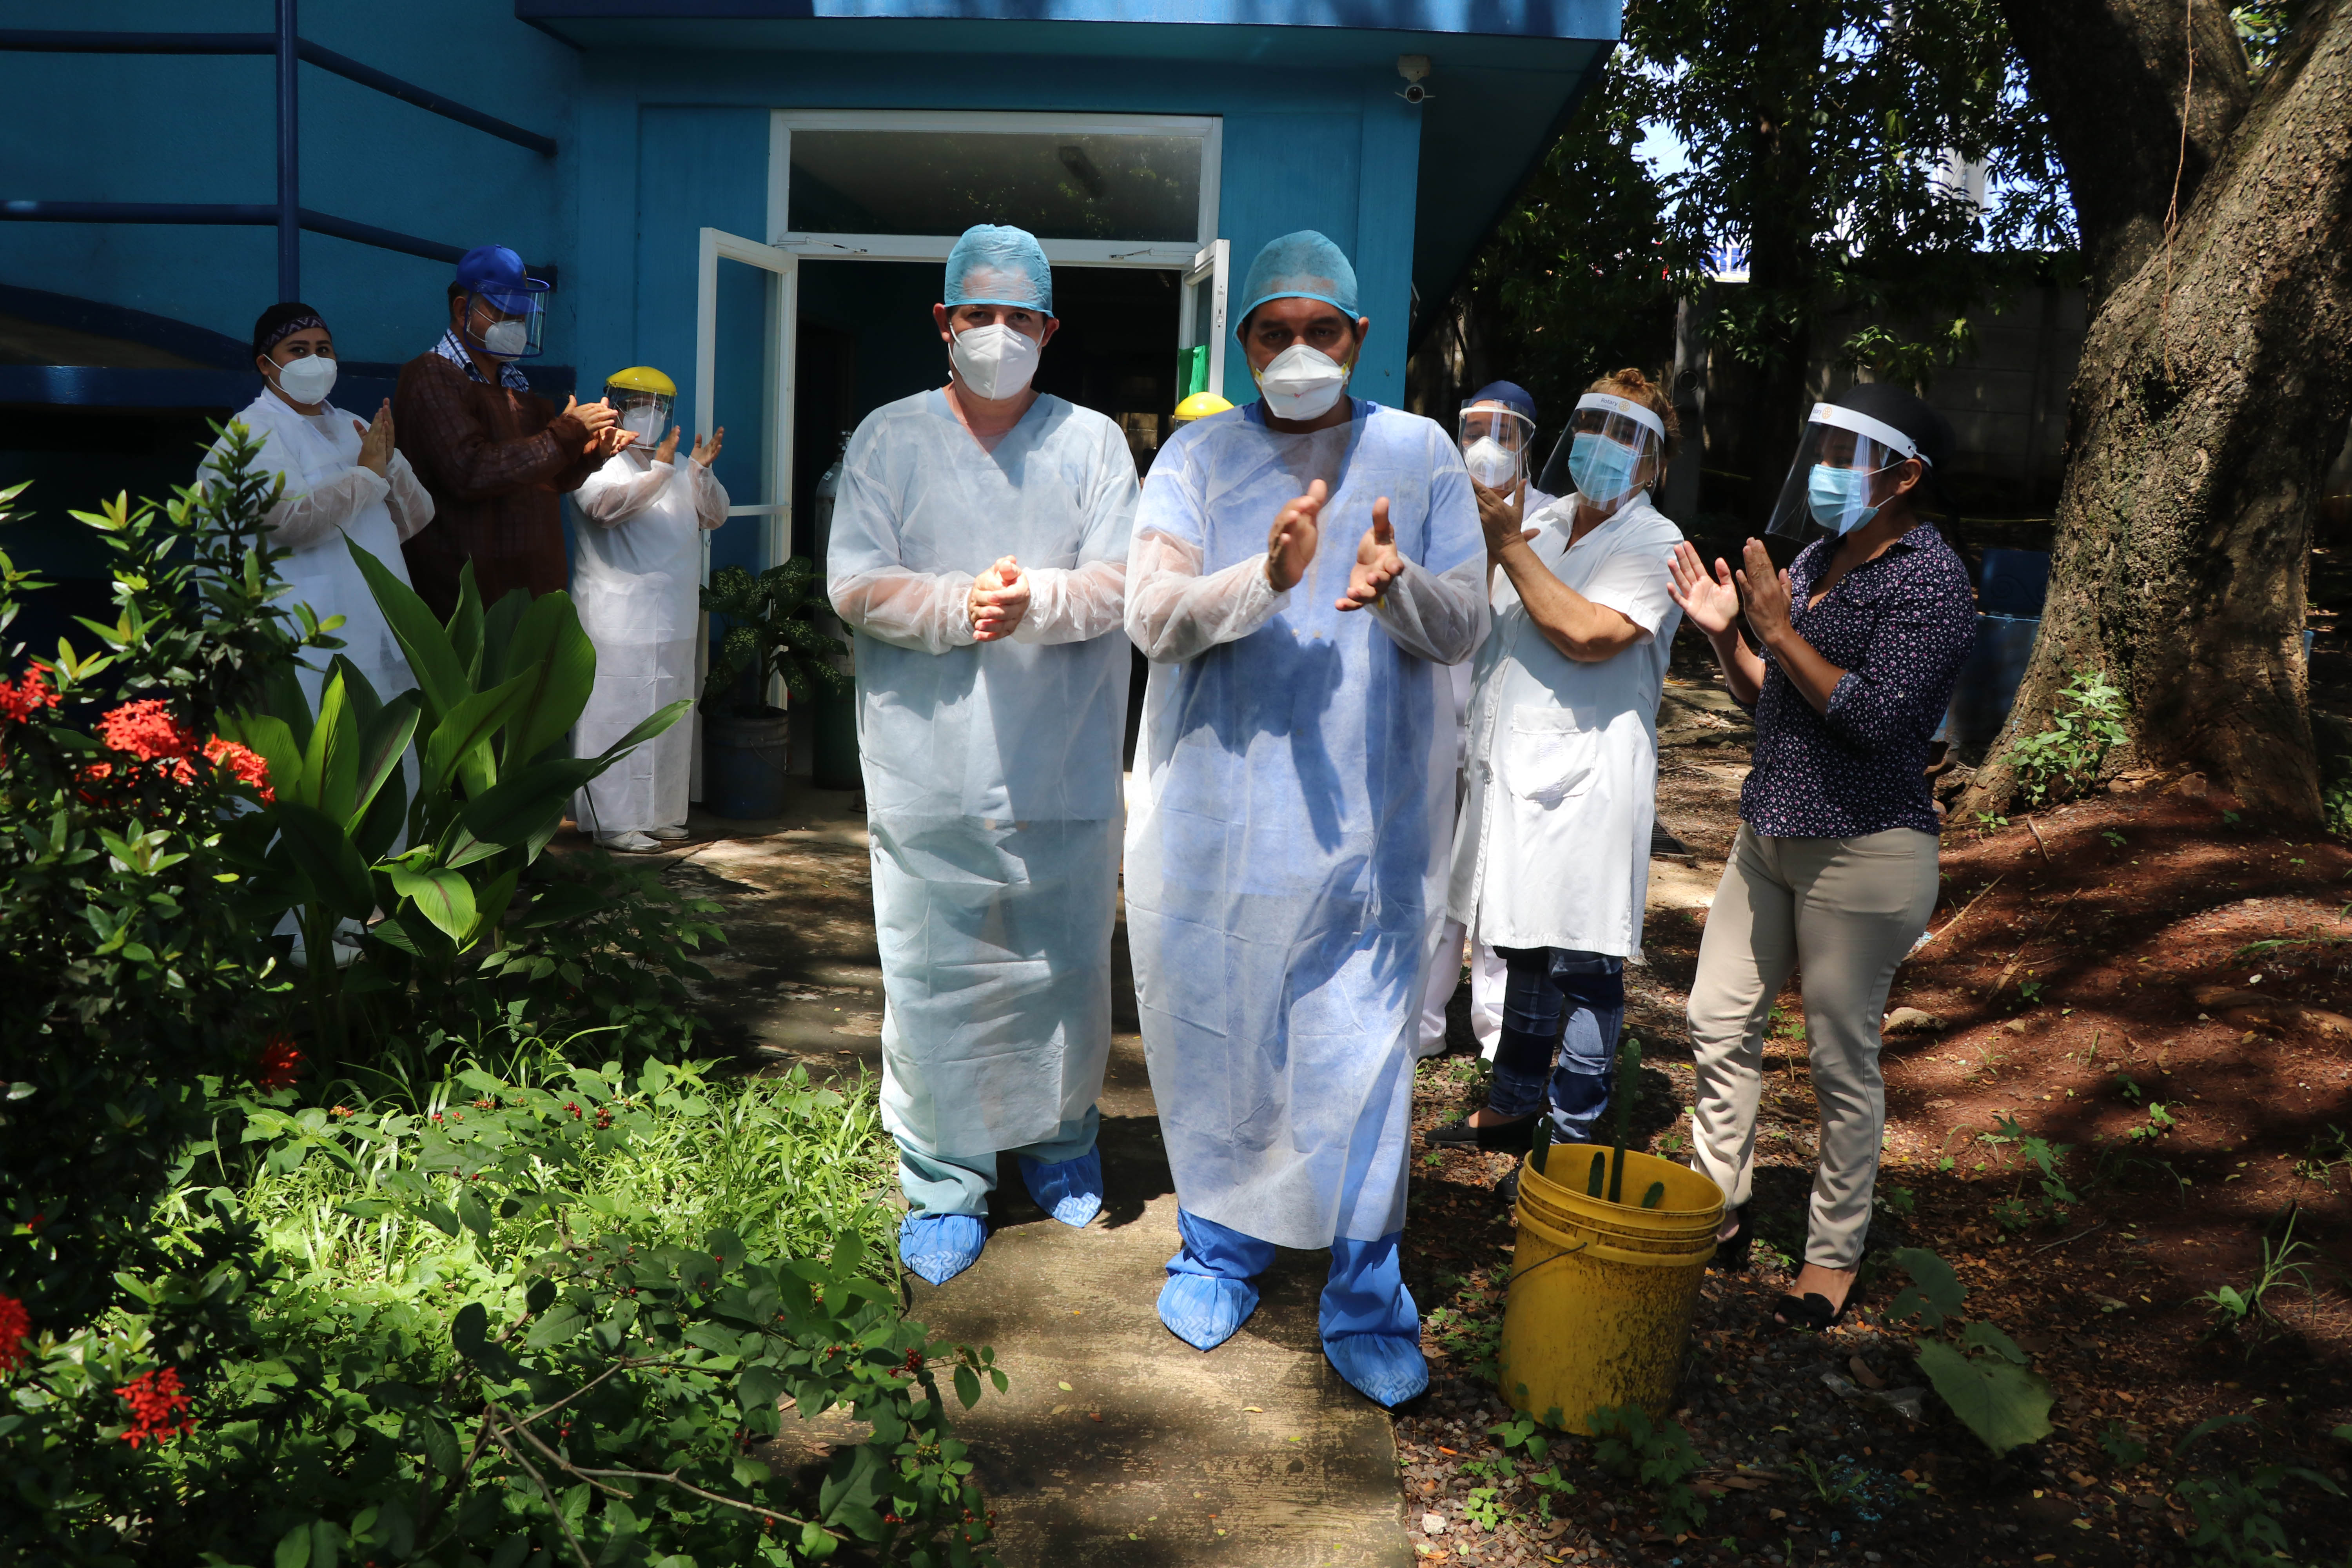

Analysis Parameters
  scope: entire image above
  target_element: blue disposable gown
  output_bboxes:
[828,389,1136,1156]
[1124,398,1486,1249]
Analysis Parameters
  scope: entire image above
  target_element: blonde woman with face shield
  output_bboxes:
[1435,372,1686,1196]
[1123,230,1486,1408]
[569,365,728,853]
[826,225,1138,1288]
[205,301,434,713]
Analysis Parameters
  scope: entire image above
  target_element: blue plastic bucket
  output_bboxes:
[703,707,791,820]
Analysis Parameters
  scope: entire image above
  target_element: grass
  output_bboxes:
[190,1052,897,1314]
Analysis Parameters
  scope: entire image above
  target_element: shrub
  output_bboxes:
[2004,665,2129,807]
[701,560,849,715]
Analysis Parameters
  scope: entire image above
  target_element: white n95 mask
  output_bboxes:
[949,322,1042,401]
[272,354,337,405]
[1255,343,1350,422]
[1462,436,1519,489]
[620,407,665,442]
[481,318,530,359]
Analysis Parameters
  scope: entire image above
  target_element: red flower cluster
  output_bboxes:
[80,701,274,802]
[114,1366,196,1447]
[255,1036,305,1090]
[0,664,59,724]
[0,1293,31,1375]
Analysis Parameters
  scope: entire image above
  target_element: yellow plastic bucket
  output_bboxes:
[1495,1147,1724,1426]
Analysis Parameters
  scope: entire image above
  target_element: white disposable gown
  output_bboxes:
[1125,398,1486,1249]
[569,450,727,836]
[827,389,1136,1157]
[210,390,434,708]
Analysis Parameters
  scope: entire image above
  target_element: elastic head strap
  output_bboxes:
[1575,392,1667,444]
[1808,402,1931,466]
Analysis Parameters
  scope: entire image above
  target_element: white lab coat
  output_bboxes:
[1448,491,1683,957]
[1124,398,1486,1249]
[828,389,1135,1157]
[569,449,727,836]
[209,390,433,710]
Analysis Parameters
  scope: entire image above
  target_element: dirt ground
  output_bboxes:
[1395,628,2352,1567]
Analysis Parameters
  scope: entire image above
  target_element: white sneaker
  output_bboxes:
[598,831,664,854]
[646,825,691,841]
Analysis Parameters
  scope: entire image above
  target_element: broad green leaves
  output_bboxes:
[1888,1248,2055,1456]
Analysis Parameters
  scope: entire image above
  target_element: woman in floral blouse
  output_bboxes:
[1667,382,1977,1331]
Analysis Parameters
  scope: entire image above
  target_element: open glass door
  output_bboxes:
[1175,238,1229,403]
[691,227,797,799]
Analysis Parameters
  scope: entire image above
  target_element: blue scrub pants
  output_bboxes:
[897,1106,1100,1217]
[1487,947,1626,1143]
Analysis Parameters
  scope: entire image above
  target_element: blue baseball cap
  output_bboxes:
[1466,380,1537,424]
[453,244,548,312]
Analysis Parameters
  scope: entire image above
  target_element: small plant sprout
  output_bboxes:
[2199,1209,2325,1340]
[2005,665,2130,807]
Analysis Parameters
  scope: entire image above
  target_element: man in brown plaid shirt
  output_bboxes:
[394,245,632,619]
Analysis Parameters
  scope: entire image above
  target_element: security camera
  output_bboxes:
[1397,54,1432,104]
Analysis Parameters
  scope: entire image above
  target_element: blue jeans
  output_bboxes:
[1487,946,1625,1143]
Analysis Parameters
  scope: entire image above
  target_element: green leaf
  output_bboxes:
[275,799,375,922]
[523,1305,587,1350]
[348,537,468,730]
[497,591,597,768]
[482,587,530,698]
[736,1365,789,1416]
[1914,1339,2053,1455]
[388,861,477,942]
[413,1412,461,1476]
[326,654,385,731]
[954,1364,981,1409]
[591,699,693,767]
[461,757,603,849]
[274,1524,312,1568]
[1888,1247,1965,1330]
[223,711,305,807]
[454,1188,493,1239]
[1957,1319,2031,1365]
[347,690,421,833]
[467,867,520,944]
[421,671,535,799]
[259,657,316,751]
[299,670,362,826]
[448,563,486,686]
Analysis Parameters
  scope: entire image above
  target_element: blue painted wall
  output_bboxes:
[0,0,579,367]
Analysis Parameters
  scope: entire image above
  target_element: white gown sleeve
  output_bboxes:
[689,458,730,531]
[260,467,392,552]
[1367,552,1489,665]
[1009,559,1128,645]
[383,449,435,542]
[1124,528,1290,663]
[574,455,674,528]
[830,568,980,655]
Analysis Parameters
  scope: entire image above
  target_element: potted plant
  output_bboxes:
[699,557,849,819]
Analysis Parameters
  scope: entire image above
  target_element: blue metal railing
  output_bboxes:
[0,5,558,300]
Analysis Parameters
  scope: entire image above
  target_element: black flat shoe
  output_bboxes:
[1424,1111,1538,1154]
[1772,1285,1859,1332]
[1709,1206,1751,1271]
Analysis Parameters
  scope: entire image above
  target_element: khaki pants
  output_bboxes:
[1686,824,1939,1269]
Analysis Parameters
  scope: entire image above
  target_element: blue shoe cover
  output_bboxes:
[1156,1271,1259,1351]
[1323,1331,1429,1407]
[1018,1147,1104,1229]
[898,1212,986,1285]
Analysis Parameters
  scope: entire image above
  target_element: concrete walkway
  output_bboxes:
[662,782,1414,1568]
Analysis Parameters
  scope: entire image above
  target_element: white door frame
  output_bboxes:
[694,226,798,579]
[1179,238,1231,401]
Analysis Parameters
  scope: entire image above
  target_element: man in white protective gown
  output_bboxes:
[827,224,1136,1286]
[211,301,435,711]
[1124,230,1486,1406]
[569,364,726,852]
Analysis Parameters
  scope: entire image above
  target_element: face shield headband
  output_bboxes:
[1765,401,1929,538]
[1537,393,1667,504]
[1457,403,1535,489]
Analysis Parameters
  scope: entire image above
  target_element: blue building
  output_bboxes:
[2,0,1617,648]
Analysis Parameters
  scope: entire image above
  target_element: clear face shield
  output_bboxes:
[608,388,674,443]
[1766,403,1927,538]
[1535,393,1666,507]
[1457,401,1535,490]
[461,283,549,361]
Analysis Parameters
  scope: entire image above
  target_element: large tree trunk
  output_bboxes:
[1962,0,2352,822]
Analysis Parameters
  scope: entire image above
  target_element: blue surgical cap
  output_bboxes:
[1467,379,1537,424]
[944,224,1053,315]
[1236,230,1360,332]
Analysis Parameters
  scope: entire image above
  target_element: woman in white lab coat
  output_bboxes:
[569,365,726,851]
[211,302,434,709]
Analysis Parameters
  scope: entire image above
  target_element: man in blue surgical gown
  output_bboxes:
[828,225,1136,1285]
[1124,231,1486,1405]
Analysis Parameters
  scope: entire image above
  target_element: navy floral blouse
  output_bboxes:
[1741,524,1978,838]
